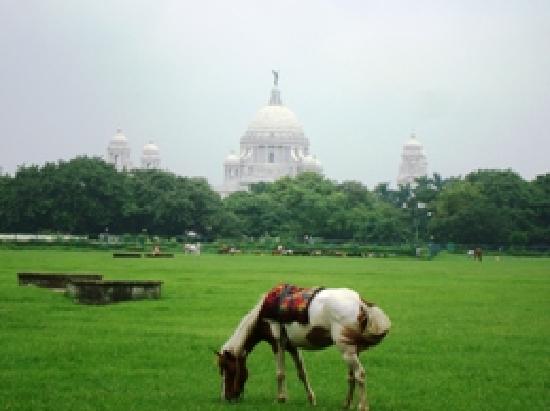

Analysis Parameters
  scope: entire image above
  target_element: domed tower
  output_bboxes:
[141,141,161,169]
[219,71,322,197]
[397,133,428,185]
[223,151,241,185]
[107,129,132,171]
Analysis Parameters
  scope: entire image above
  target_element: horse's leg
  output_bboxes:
[340,345,368,411]
[275,339,288,402]
[269,322,288,402]
[287,345,316,405]
[343,368,355,409]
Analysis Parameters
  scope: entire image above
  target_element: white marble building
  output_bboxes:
[141,142,161,169]
[106,129,132,171]
[397,133,428,186]
[219,73,322,197]
[106,130,161,171]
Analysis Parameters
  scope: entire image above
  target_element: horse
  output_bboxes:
[216,284,391,411]
[474,247,483,262]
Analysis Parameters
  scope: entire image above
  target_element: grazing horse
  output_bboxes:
[474,247,483,262]
[216,284,391,411]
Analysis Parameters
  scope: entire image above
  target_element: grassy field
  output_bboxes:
[0,250,548,411]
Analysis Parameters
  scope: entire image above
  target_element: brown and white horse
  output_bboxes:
[216,285,391,411]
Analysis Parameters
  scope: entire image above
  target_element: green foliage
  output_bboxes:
[530,173,550,243]
[0,158,126,234]
[0,158,547,245]
[121,170,221,236]
[0,157,222,236]
[223,173,409,242]
[430,169,543,245]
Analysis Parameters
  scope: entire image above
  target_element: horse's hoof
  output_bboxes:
[308,393,316,406]
[277,396,287,403]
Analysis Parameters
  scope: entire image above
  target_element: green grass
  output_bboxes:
[0,250,549,411]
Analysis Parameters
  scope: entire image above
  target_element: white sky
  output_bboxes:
[1,0,549,187]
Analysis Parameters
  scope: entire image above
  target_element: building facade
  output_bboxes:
[219,73,322,197]
[141,142,161,169]
[106,130,161,171]
[397,133,428,185]
[106,129,133,171]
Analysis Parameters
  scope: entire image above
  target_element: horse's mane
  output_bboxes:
[221,293,266,356]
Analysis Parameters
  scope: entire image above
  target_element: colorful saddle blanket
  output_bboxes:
[260,284,324,324]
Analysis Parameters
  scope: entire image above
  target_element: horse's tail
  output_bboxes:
[340,299,391,348]
[363,302,391,336]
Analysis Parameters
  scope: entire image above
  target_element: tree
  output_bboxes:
[430,180,505,244]
[465,169,535,244]
[222,191,285,238]
[122,170,222,236]
[530,173,550,244]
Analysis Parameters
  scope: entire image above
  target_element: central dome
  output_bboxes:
[248,104,303,133]
[241,87,308,145]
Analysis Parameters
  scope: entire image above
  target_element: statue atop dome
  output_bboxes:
[272,70,279,87]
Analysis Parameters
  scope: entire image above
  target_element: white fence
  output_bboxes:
[0,234,88,242]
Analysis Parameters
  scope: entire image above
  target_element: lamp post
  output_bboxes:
[403,199,431,246]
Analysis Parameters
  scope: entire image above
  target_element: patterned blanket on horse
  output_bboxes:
[260,284,324,324]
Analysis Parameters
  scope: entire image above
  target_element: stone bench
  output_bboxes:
[18,273,103,289]
[113,253,142,258]
[67,280,163,304]
[144,253,174,258]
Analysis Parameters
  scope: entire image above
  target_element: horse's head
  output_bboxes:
[216,350,248,401]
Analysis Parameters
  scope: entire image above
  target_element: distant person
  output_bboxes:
[153,245,160,255]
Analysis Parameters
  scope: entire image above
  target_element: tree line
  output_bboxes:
[0,156,548,245]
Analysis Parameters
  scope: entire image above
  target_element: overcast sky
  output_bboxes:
[1,0,549,188]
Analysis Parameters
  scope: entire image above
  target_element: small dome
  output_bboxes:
[224,152,240,165]
[301,154,322,172]
[302,154,317,165]
[110,129,128,145]
[143,142,160,155]
[404,133,423,147]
